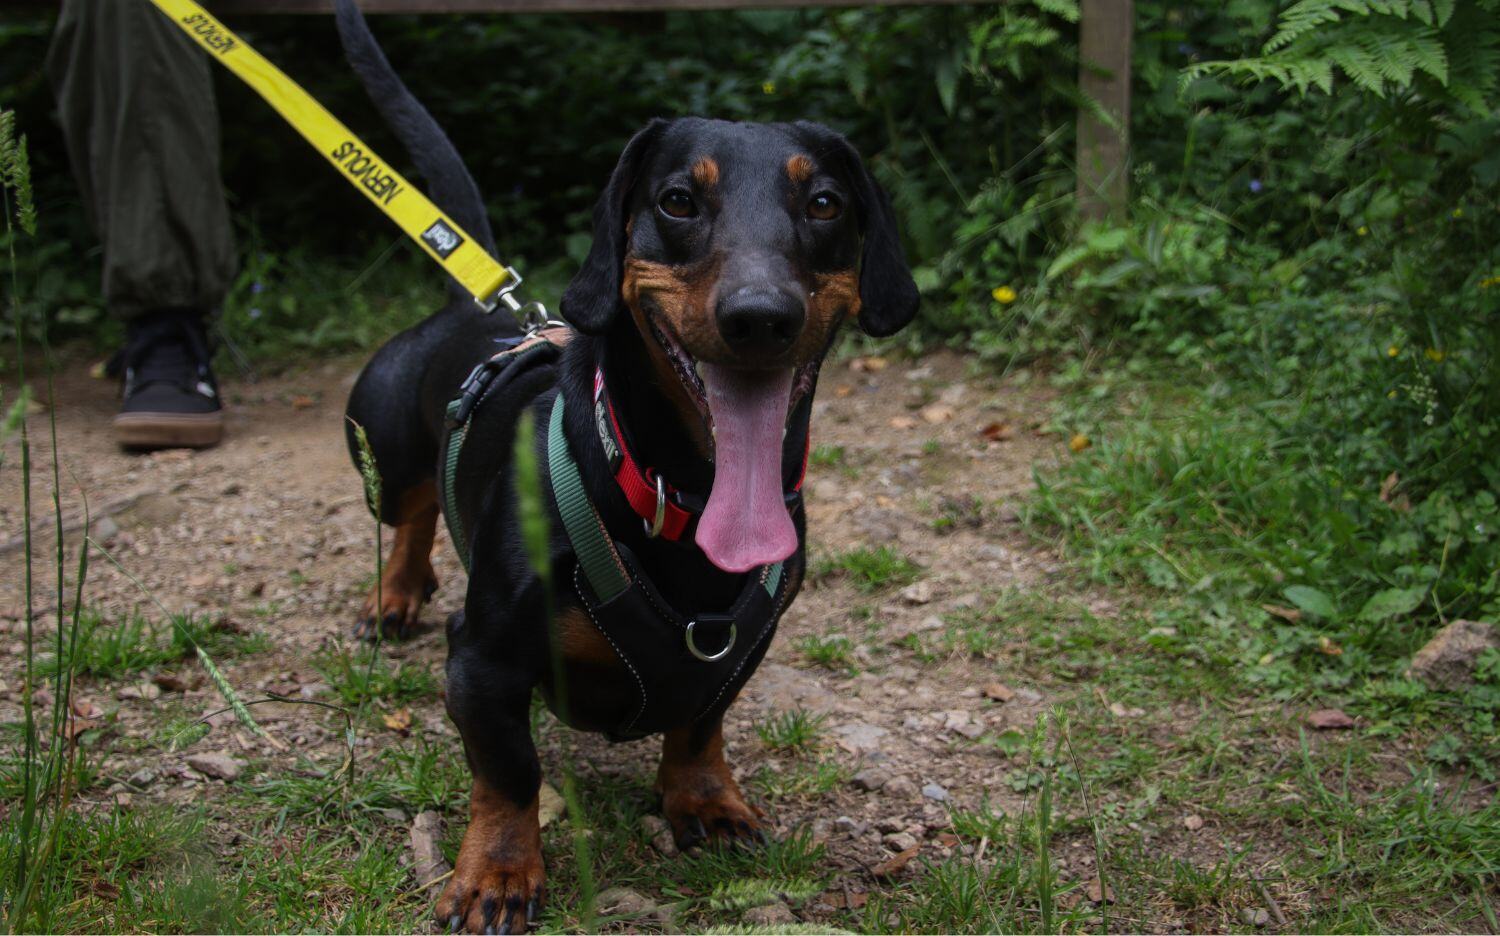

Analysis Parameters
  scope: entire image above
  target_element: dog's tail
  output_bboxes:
[333,0,498,302]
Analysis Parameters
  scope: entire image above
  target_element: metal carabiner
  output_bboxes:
[643,472,666,538]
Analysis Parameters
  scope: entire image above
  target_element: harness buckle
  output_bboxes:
[643,472,667,538]
[685,616,737,663]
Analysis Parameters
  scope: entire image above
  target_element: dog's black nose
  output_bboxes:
[716,288,805,355]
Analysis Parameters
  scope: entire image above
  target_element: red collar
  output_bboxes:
[592,365,809,542]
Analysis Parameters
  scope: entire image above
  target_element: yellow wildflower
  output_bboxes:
[991,285,1017,304]
[1357,225,1369,236]
[1452,207,1464,219]
[1480,275,1500,289]
[761,81,776,95]
[1069,433,1091,453]
[1388,390,1398,399]
[1425,348,1446,362]
[1387,345,1400,358]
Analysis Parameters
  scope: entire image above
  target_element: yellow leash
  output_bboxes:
[147,0,520,312]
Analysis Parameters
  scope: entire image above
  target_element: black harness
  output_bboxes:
[438,330,792,741]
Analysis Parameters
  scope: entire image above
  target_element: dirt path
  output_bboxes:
[0,348,1093,928]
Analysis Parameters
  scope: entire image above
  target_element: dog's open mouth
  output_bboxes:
[643,307,819,574]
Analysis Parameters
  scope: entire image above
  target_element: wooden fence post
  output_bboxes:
[1076,0,1133,223]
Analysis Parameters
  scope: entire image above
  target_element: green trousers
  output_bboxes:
[47,0,237,321]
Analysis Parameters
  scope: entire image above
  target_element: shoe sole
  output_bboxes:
[114,411,224,450]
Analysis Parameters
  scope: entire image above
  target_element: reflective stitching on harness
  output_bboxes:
[575,564,647,735]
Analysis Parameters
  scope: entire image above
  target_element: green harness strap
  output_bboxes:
[444,382,783,605]
[547,394,632,602]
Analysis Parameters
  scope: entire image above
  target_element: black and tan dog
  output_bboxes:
[335,3,917,931]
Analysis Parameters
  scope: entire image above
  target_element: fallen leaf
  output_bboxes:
[889,416,918,430]
[871,845,920,880]
[851,356,888,373]
[1069,433,1091,453]
[1086,876,1116,904]
[1317,635,1343,656]
[1306,708,1355,730]
[1261,604,1302,623]
[71,698,103,719]
[936,832,960,848]
[846,891,868,909]
[983,683,1016,703]
[538,782,565,828]
[920,404,955,424]
[1183,814,1205,831]
[61,717,100,741]
[382,707,412,734]
[291,394,316,410]
[834,384,853,398]
[980,422,1014,442]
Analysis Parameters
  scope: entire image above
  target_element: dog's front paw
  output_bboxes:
[437,787,545,933]
[353,566,436,641]
[661,776,766,851]
[435,858,543,934]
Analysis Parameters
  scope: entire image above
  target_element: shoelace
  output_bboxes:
[107,313,217,400]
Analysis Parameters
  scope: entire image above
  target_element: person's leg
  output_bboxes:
[47,0,237,449]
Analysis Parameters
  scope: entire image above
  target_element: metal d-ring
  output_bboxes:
[642,473,666,538]
[685,619,737,662]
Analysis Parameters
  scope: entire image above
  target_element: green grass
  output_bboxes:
[813,546,921,594]
[35,606,265,680]
[756,709,827,754]
[312,644,439,707]
[794,634,855,673]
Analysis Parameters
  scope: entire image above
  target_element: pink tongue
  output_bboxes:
[696,364,798,573]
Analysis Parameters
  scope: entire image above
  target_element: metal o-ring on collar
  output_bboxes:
[643,473,666,538]
[685,619,736,662]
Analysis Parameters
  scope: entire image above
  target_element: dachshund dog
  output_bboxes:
[336,3,917,931]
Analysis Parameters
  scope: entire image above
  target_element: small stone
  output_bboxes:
[900,581,935,605]
[126,767,156,787]
[597,886,657,918]
[1407,619,1498,689]
[885,776,918,798]
[921,782,949,802]
[851,768,888,792]
[1183,814,1205,831]
[117,681,161,702]
[833,721,889,753]
[883,831,918,852]
[917,615,944,631]
[743,902,797,926]
[410,811,450,896]
[640,815,677,857]
[93,516,120,542]
[1240,907,1270,927]
[186,752,243,781]
[833,816,866,835]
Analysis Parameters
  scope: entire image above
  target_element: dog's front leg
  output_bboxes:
[438,646,544,934]
[656,716,765,851]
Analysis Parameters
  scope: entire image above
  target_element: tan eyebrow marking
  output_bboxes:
[691,156,720,188]
[786,154,815,183]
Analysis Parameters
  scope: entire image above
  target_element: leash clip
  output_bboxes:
[480,266,565,336]
[643,473,667,538]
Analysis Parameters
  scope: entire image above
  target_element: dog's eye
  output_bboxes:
[807,192,842,221]
[658,189,697,219]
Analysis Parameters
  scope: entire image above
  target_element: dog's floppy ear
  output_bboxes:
[560,120,666,335]
[800,123,920,337]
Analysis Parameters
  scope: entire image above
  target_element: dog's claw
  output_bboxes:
[526,897,539,924]
[448,914,462,933]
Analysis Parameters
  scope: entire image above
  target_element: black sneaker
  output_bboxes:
[110,310,224,450]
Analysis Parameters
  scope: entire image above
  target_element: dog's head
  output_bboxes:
[561,118,919,573]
